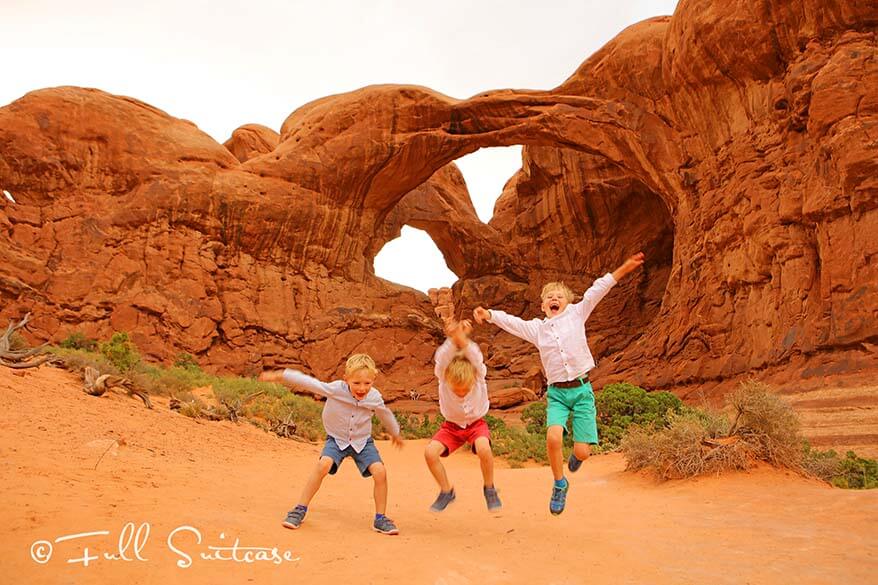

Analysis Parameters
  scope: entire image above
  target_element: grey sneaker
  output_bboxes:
[568,453,584,473]
[483,486,502,511]
[282,505,307,529]
[373,515,399,535]
[430,488,456,512]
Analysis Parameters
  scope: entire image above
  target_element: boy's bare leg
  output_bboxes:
[424,440,453,492]
[473,436,495,487]
[369,462,388,515]
[298,456,334,506]
[546,425,566,481]
[573,442,592,462]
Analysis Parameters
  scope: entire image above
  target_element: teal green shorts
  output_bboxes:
[546,381,598,444]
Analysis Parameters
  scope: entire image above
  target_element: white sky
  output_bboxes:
[2,0,678,293]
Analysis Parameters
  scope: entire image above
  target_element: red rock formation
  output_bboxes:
[1,0,876,401]
[223,124,280,163]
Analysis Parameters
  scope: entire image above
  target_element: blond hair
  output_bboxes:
[541,281,575,302]
[345,353,379,377]
[444,355,477,388]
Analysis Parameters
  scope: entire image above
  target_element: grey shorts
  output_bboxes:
[321,437,383,477]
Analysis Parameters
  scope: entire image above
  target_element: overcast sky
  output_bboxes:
[2,0,678,292]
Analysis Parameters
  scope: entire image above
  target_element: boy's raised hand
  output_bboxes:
[473,306,491,324]
[392,435,405,449]
[445,318,472,348]
[612,252,645,281]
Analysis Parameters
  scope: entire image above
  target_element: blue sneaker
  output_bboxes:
[373,515,399,535]
[430,488,456,512]
[549,479,568,515]
[568,453,583,473]
[483,486,502,511]
[282,505,307,529]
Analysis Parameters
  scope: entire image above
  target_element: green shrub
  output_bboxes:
[47,346,120,376]
[834,451,878,489]
[246,390,325,441]
[520,399,576,448]
[521,401,546,435]
[48,332,324,441]
[99,332,141,372]
[59,332,98,352]
[490,422,547,466]
[132,365,201,396]
[377,412,445,439]
[803,444,878,489]
[596,382,683,449]
[173,352,201,371]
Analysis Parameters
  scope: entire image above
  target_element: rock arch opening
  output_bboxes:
[373,226,457,292]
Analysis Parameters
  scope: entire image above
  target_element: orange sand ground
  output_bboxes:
[1,366,876,585]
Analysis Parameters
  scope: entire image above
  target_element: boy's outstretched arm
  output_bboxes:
[259,369,336,399]
[611,252,645,282]
[577,252,646,320]
[473,306,540,345]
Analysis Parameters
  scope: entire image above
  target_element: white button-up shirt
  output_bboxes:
[282,369,401,452]
[434,339,490,427]
[488,273,617,385]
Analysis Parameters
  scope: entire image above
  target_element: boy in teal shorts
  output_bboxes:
[474,252,645,515]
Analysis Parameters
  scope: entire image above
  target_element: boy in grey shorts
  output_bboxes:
[260,353,404,534]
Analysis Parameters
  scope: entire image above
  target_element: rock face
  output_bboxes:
[1,0,876,401]
[222,124,280,163]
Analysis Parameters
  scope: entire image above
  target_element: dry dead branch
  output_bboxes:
[0,313,52,369]
[82,366,152,409]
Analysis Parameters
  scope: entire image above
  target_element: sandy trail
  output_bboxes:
[1,366,876,585]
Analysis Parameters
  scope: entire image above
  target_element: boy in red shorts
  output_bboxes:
[424,319,501,512]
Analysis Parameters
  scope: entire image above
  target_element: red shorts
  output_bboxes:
[432,418,491,457]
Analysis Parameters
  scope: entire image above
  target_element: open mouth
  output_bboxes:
[549,302,560,312]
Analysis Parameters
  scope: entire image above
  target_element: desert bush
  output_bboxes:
[596,383,683,448]
[375,412,444,439]
[59,332,98,352]
[727,380,802,469]
[9,331,29,351]
[99,332,141,372]
[249,392,325,441]
[622,410,751,480]
[487,415,547,466]
[178,398,207,419]
[47,346,120,376]
[49,333,325,441]
[521,401,546,435]
[520,383,683,454]
[833,451,878,489]
[132,365,200,396]
[802,444,878,489]
[619,380,878,488]
[173,352,200,371]
[519,398,576,448]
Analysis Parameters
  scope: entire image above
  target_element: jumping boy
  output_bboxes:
[473,252,645,515]
[259,353,404,534]
[425,319,501,512]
